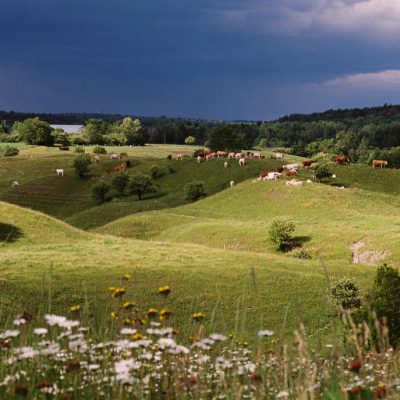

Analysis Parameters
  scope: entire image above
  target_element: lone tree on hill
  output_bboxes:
[185,135,196,145]
[128,173,158,200]
[16,118,54,146]
[73,154,92,178]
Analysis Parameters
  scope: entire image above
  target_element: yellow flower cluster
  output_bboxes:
[192,312,205,321]
[158,285,171,295]
[69,305,80,313]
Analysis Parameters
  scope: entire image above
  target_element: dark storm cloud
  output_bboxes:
[1,0,400,119]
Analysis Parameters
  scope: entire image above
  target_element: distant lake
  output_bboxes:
[51,124,83,134]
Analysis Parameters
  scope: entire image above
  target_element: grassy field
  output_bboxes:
[0,144,398,342]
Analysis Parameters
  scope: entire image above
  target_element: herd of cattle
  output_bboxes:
[8,150,390,189]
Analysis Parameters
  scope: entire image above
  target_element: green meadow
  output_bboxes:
[1,144,398,340]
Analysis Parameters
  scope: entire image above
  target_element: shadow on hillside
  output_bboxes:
[0,223,23,244]
[281,236,311,252]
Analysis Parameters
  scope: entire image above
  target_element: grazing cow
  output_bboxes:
[286,179,304,187]
[238,157,246,166]
[167,155,172,160]
[335,155,351,165]
[197,156,202,163]
[94,156,100,163]
[58,145,69,151]
[332,174,336,178]
[110,153,118,160]
[230,180,235,187]
[264,172,282,181]
[276,166,284,173]
[11,181,19,188]
[235,153,243,160]
[275,152,284,160]
[176,154,183,161]
[228,152,236,159]
[206,154,211,161]
[224,161,228,168]
[253,152,261,159]
[56,169,64,176]
[210,152,217,158]
[217,151,227,158]
[372,159,388,169]
[306,179,312,183]
[283,163,299,172]
[113,161,131,173]
[259,170,272,179]
[302,160,314,168]
[283,170,297,177]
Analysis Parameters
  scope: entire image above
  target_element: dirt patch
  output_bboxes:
[350,241,389,265]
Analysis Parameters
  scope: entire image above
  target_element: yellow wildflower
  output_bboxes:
[112,288,125,298]
[192,312,205,321]
[132,333,143,341]
[147,308,158,317]
[122,273,131,281]
[158,285,171,295]
[120,301,136,309]
[111,312,119,319]
[69,305,80,313]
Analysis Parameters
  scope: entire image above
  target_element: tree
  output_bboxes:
[128,173,158,200]
[16,118,54,146]
[111,172,130,195]
[330,277,361,309]
[92,146,107,154]
[185,136,196,145]
[92,182,112,204]
[83,119,109,144]
[268,219,295,250]
[120,117,145,146]
[184,181,206,201]
[369,264,400,347]
[206,126,247,152]
[73,154,92,178]
[312,162,331,182]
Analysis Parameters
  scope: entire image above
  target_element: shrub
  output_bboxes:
[330,277,361,309]
[150,165,164,179]
[168,166,175,174]
[74,146,85,153]
[293,250,312,260]
[268,219,296,250]
[184,181,206,201]
[93,146,107,155]
[73,154,92,178]
[128,173,158,200]
[185,135,196,145]
[111,172,130,195]
[72,136,87,146]
[312,162,331,182]
[3,146,19,157]
[92,182,112,204]
[369,263,400,347]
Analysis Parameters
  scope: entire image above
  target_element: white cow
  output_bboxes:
[176,154,183,161]
[332,174,336,178]
[264,172,281,181]
[306,179,312,183]
[11,181,19,188]
[110,153,118,160]
[235,153,243,160]
[206,154,211,161]
[56,169,64,176]
[253,152,261,159]
[94,156,100,162]
[228,152,236,159]
[283,163,299,171]
[224,161,228,168]
[197,156,202,163]
[230,180,235,188]
[275,152,284,160]
[286,179,304,187]
[238,158,246,166]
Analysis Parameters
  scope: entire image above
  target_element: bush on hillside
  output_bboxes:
[150,165,164,179]
[0,133,20,143]
[312,162,331,182]
[185,181,206,201]
[15,118,54,146]
[268,219,296,251]
[128,173,158,200]
[111,172,130,195]
[92,182,112,204]
[93,146,107,155]
[73,154,92,178]
[369,263,400,347]
[74,146,85,153]
[330,277,361,309]
[185,135,196,145]
[3,146,19,157]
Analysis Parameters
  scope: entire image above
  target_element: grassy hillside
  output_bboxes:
[0,201,375,342]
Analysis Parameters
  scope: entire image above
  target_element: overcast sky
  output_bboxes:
[1,0,400,120]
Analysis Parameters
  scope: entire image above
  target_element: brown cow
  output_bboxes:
[112,160,131,173]
[217,151,227,158]
[259,170,273,179]
[302,160,314,168]
[372,159,388,169]
[283,170,298,177]
[275,166,284,173]
[335,155,351,165]
[167,155,172,160]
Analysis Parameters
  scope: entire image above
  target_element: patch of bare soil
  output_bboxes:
[350,241,389,265]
